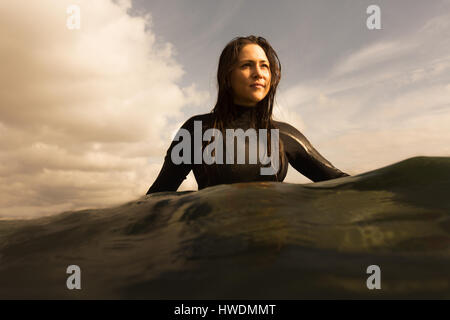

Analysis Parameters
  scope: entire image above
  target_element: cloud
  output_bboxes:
[278,11,450,184]
[331,41,419,77]
[0,0,208,218]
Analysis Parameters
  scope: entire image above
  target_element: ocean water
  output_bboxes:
[0,156,449,299]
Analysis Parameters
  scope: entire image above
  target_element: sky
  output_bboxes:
[1,0,449,218]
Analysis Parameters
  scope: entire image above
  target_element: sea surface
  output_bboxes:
[0,156,449,299]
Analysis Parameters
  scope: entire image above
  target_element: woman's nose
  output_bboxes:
[252,66,264,78]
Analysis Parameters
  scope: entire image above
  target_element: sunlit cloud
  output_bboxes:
[0,0,208,218]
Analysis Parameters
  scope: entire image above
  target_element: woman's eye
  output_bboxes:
[240,63,268,68]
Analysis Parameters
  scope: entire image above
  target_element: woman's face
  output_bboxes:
[230,44,271,106]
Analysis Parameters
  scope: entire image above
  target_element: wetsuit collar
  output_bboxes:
[232,102,256,117]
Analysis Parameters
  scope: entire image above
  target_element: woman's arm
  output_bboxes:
[146,118,195,194]
[275,121,349,182]
[146,152,191,194]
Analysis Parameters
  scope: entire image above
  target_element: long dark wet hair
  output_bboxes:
[209,35,285,180]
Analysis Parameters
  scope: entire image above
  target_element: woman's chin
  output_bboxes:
[247,95,265,103]
[236,94,266,106]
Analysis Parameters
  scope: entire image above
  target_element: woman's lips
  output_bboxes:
[250,84,265,89]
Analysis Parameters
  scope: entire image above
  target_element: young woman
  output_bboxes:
[146,36,349,194]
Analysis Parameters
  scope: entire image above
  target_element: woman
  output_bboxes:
[146,36,349,194]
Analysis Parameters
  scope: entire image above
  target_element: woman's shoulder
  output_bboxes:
[272,120,307,139]
[180,112,215,130]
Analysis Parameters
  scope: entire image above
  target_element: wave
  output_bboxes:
[0,156,449,298]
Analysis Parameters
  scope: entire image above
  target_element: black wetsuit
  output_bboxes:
[146,104,349,194]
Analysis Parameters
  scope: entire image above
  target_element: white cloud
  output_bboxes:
[331,41,419,77]
[0,0,208,218]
